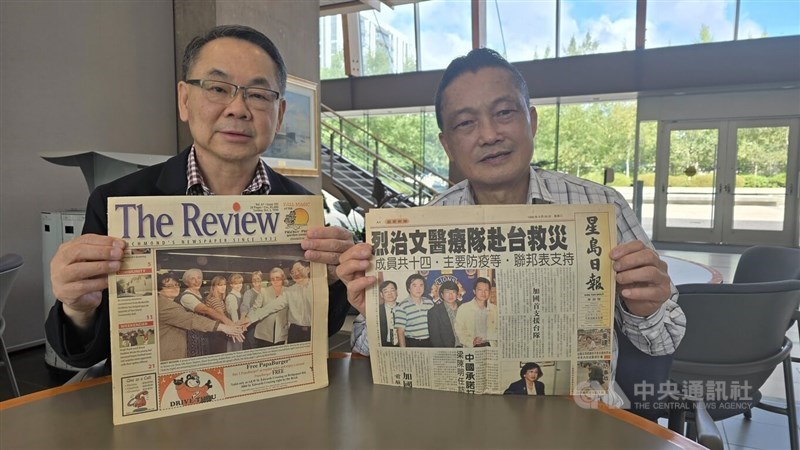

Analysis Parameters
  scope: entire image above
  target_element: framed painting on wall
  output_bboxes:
[261,75,320,177]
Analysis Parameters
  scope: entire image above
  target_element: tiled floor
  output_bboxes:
[1,249,797,449]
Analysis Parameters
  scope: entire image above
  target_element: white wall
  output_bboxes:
[0,1,178,348]
[638,88,800,121]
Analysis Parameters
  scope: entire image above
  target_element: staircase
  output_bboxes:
[319,104,453,212]
[321,145,415,210]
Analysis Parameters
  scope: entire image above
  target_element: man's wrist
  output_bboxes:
[327,264,340,285]
[62,303,99,331]
[619,296,663,320]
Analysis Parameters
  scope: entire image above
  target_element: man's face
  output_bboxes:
[380,284,398,303]
[438,67,537,197]
[177,37,285,168]
[290,263,309,282]
[524,368,540,382]
[441,288,458,305]
[408,279,425,298]
[474,282,490,303]
[251,274,262,287]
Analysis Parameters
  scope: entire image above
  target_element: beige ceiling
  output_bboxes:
[320,0,427,17]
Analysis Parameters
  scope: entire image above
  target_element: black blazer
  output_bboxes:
[504,379,545,395]
[427,301,459,348]
[378,303,398,347]
[45,147,350,368]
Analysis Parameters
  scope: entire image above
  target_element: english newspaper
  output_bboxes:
[107,195,329,424]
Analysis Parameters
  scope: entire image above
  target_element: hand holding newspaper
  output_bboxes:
[107,195,329,424]
[364,203,616,397]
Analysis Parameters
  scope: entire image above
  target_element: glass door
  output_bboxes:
[654,119,799,246]
[722,119,799,245]
[654,121,724,243]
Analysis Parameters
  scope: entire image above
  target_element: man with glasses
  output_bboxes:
[46,25,353,373]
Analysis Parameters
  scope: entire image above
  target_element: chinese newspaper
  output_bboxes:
[365,203,616,397]
[107,195,329,424]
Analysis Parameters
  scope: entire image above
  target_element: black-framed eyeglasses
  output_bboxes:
[185,79,280,111]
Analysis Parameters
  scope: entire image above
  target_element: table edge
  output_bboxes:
[0,376,111,411]
[0,355,706,449]
[597,402,707,449]
[662,254,724,284]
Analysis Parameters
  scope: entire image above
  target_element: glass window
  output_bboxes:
[637,120,658,238]
[646,0,736,48]
[533,104,557,169]
[422,111,450,187]
[555,100,637,186]
[320,15,345,80]
[359,4,417,76]
[733,125,791,231]
[560,0,636,55]
[487,0,557,61]
[665,127,719,230]
[418,0,472,70]
[738,0,800,40]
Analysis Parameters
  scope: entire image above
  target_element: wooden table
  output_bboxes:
[0,356,704,449]
[661,255,724,285]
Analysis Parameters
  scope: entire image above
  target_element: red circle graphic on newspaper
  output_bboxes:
[159,369,225,409]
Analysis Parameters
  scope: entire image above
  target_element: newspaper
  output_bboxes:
[365,203,616,397]
[107,195,329,424]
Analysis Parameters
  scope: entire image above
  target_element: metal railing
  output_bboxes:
[320,103,454,206]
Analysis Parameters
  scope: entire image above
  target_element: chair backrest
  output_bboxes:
[733,245,800,283]
[0,253,24,316]
[672,280,800,421]
[674,280,800,364]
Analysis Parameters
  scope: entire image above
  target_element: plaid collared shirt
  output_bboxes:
[186,146,271,195]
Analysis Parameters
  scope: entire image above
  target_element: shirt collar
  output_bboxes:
[460,167,555,205]
[186,145,271,195]
[528,167,556,204]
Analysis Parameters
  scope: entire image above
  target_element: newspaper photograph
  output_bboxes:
[365,203,616,397]
[107,195,329,424]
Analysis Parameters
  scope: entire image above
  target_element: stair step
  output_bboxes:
[321,144,421,210]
